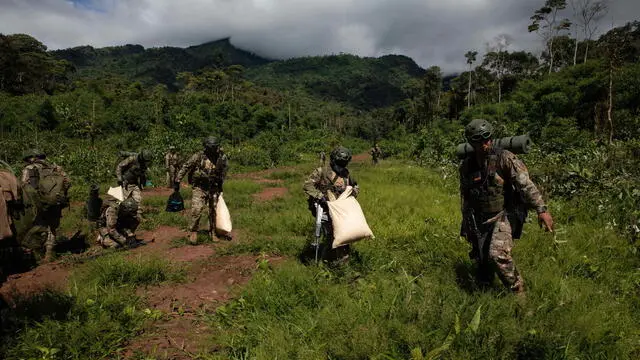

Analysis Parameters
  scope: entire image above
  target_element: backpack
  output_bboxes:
[37,165,68,209]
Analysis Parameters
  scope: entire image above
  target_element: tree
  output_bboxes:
[483,34,513,103]
[464,50,478,107]
[529,0,572,74]
[420,66,443,124]
[598,22,635,144]
[571,0,608,63]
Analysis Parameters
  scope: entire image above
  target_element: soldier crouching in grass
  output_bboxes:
[459,119,553,297]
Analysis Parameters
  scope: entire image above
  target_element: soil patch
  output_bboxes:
[123,255,285,359]
[351,152,370,163]
[253,187,288,202]
[0,262,71,305]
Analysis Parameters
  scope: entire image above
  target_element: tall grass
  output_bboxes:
[206,159,640,359]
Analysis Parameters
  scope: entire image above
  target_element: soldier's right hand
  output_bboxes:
[538,212,554,232]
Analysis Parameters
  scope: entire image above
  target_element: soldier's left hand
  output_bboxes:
[538,212,554,232]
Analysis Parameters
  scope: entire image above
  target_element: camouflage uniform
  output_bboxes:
[21,159,71,261]
[115,155,148,218]
[370,145,382,165]
[459,148,547,292]
[176,150,228,237]
[303,161,359,262]
[97,196,139,248]
[165,150,179,188]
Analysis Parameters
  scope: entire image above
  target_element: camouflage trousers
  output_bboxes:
[97,206,139,248]
[124,184,142,218]
[470,214,524,292]
[189,186,219,233]
[33,206,62,252]
[166,166,177,188]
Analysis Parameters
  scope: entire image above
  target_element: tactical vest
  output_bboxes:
[190,153,222,189]
[462,149,505,214]
[122,160,146,184]
[316,166,351,200]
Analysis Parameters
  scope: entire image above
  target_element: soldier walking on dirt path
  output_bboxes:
[175,136,228,244]
[370,143,382,165]
[165,146,179,188]
[116,150,152,220]
[21,149,71,262]
[304,146,359,264]
[459,119,553,297]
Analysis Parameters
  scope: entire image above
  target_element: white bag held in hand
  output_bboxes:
[107,186,125,201]
[215,193,232,235]
[327,186,374,248]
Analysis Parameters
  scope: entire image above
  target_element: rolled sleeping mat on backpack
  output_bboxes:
[456,135,532,159]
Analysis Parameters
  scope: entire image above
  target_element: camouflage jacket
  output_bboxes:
[459,148,546,215]
[176,151,228,190]
[303,165,359,200]
[21,160,70,191]
[116,156,148,186]
[165,152,179,169]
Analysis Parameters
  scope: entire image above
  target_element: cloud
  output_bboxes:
[0,0,636,73]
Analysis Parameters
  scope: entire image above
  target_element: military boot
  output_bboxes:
[43,232,56,263]
[189,232,198,245]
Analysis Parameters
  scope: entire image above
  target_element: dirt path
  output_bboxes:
[124,254,284,359]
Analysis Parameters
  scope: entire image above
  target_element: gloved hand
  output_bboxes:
[173,181,181,191]
[117,180,123,187]
[317,196,328,207]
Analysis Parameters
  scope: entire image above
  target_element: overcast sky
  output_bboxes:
[0,0,637,73]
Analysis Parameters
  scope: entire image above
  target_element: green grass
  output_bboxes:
[202,159,640,359]
[3,157,640,359]
[0,253,183,360]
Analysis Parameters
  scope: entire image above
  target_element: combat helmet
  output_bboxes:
[465,119,494,143]
[119,197,138,217]
[202,136,220,149]
[22,148,45,161]
[330,146,352,165]
[138,149,153,163]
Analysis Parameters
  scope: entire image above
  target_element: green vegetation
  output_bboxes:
[1,4,639,358]
[0,254,181,359]
[212,161,640,359]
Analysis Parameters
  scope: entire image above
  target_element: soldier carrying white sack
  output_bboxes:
[303,146,359,264]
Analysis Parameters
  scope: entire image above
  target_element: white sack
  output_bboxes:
[327,186,374,248]
[215,193,232,235]
[107,186,125,201]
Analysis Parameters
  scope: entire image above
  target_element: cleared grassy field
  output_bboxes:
[2,158,639,359]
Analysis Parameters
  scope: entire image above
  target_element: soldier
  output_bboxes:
[21,149,71,262]
[370,143,382,165]
[1,166,23,283]
[97,196,139,249]
[116,149,152,219]
[303,146,359,263]
[459,119,553,296]
[165,145,179,188]
[174,136,228,244]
